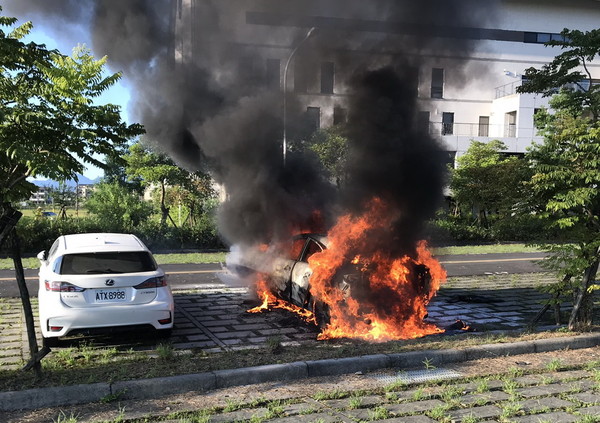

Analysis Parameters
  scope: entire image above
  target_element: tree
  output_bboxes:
[0,10,144,372]
[0,14,144,203]
[85,182,154,229]
[517,28,600,329]
[125,142,214,226]
[308,125,349,188]
[450,140,530,226]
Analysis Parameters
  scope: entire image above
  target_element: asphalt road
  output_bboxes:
[0,252,546,298]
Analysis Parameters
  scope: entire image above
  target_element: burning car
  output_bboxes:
[234,224,443,341]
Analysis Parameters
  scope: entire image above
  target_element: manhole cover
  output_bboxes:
[371,368,462,384]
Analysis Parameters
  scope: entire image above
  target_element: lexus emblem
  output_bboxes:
[105,279,115,286]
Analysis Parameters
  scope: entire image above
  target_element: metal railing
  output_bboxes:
[426,122,536,138]
[495,81,522,99]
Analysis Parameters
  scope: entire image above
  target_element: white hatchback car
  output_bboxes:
[37,233,174,346]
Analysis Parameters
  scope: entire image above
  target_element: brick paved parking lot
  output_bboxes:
[0,272,572,371]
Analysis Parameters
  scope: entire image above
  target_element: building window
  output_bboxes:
[321,62,334,94]
[266,59,281,89]
[478,116,489,137]
[442,112,454,135]
[333,106,346,125]
[431,68,444,99]
[294,61,307,93]
[418,111,430,134]
[505,111,517,137]
[524,32,567,44]
[306,107,321,132]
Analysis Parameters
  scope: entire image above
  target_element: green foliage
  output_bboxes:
[13,215,224,254]
[518,27,600,329]
[85,182,153,229]
[308,125,349,187]
[449,140,531,227]
[0,11,144,204]
[125,142,215,226]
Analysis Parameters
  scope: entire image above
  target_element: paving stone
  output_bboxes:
[231,323,272,331]
[202,319,243,327]
[321,395,384,410]
[512,411,577,423]
[269,412,349,422]
[517,383,576,398]
[171,341,218,349]
[577,405,600,416]
[259,328,303,335]
[571,392,600,405]
[449,405,502,421]
[278,402,323,416]
[550,370,593,381]
[174,328,208,336]
[222,339,243,345]
[379,416,437,423]
[214,331,254,339]
[186,334,210,341]
[207,407,268,422]
[459,390,511,406]
[519,397,574,412]
[386,399,446,415]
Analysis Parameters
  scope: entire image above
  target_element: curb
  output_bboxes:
[1,332,599,412]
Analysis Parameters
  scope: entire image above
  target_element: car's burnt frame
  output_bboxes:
[244,233,434,329]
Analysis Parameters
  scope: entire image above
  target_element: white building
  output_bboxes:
[173,0,600,163]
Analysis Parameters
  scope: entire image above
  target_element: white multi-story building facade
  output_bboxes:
[173,0,600,163]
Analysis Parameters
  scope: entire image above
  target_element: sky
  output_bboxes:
[22,21,133,180]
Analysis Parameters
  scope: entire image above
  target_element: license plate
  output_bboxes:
[94,289,127,302]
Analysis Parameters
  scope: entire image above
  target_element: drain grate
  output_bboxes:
[371,368,462,384]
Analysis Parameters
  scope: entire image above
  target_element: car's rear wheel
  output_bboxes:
[42,336,61,348]
[155,328,172,339]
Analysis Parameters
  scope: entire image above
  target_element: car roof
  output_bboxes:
[57,233,149,254]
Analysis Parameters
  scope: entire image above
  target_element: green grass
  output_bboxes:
[0,244,541,270]
[432,244,542,255]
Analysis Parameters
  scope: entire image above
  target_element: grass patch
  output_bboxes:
[0,329,586,393]
[0,244,542,270]
[432,244,542,255]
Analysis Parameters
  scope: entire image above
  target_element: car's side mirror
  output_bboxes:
[37,250,47,261]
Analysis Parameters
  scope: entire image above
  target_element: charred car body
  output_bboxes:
[233,233,433,327]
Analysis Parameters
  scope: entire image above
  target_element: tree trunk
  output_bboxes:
[568,259,599,330]
[160,181,170,226]
[10,230,43,378]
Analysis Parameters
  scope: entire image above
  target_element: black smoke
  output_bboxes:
[4,0,496,252]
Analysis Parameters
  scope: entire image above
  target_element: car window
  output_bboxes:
[47,239,60,260]
[59,252,157,275]
[290,238,306,261]
[301,239,323,262]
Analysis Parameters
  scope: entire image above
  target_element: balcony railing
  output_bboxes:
[426,122,537,138]
[495,80,522,99]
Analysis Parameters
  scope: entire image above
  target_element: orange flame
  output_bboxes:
[308,197,446,341]
[247,197,447,342]
[248,279,317,325]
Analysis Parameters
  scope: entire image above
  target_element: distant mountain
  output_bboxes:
[31,174,101,188]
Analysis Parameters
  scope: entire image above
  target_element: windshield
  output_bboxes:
[59,252,157,275]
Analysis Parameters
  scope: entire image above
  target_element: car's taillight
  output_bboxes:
[134,276,167,289]
[45,281,86,292]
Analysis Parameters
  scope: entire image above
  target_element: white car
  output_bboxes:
[37,233,174,346]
